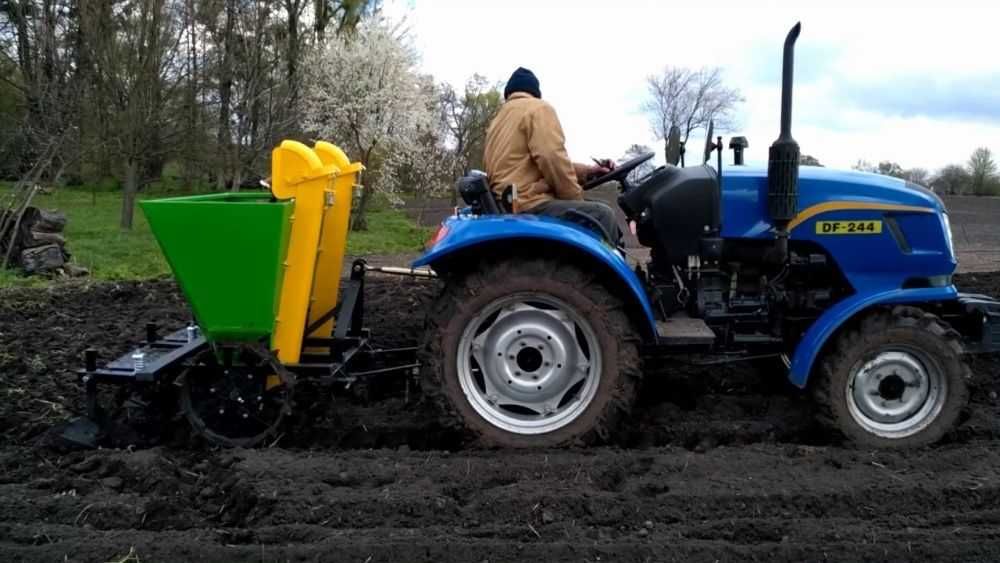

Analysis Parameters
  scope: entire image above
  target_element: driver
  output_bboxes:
[484,67,621,241]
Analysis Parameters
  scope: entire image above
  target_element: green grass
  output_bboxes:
[348,207,433,255]
[0,187,431,287]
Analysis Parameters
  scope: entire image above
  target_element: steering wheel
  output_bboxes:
[703,120,715,164]
[582,151,656,190]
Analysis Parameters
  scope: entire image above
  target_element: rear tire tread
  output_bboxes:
[419,258,641,448]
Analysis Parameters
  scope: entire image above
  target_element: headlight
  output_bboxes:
[941,213,955,258]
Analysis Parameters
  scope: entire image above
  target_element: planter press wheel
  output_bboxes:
[179,343,294,448]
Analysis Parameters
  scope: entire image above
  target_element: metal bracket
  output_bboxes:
[958,293,1000,353]
[77,326,207,385]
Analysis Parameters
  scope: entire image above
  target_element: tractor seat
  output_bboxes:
[457,171,512,214]
[455,172,613,244]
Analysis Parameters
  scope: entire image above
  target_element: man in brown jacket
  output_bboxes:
[484,67,620,240]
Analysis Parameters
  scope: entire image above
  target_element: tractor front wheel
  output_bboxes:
[421,259,641,448]
[814,306,969,448]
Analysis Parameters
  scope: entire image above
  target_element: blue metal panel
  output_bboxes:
[414,214,658,338]
[722,166,957,385]
[788,285,958,387]
[722,165,945,240]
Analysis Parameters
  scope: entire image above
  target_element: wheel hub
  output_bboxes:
[846,349,945,437]
[458,295,601,435]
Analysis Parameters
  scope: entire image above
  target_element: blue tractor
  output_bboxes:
[415,23,1000,449]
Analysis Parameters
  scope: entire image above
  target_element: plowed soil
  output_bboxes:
[1,273,999,562]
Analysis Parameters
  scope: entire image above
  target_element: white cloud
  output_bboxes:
[385,0,1000,172]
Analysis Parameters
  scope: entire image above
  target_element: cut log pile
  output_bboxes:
[0,204,88,277]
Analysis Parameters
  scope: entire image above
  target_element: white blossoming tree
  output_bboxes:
[301,21,439,230]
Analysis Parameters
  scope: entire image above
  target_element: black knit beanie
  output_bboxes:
[503,67,541,100]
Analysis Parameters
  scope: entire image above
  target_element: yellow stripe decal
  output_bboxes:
[787,201,934,231]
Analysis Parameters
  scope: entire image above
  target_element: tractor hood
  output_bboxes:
[722,165,945,239]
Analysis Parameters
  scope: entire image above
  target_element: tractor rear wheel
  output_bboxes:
[814,306,969,448]
[421,258,641,448]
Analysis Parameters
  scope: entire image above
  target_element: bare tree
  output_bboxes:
[932,165,971,195]
[903,167,929,186]
[439,74,502,203]
[853,159,876,173]
[83,0,185,229]
[0,0,82,180]
[968,147,997,196]
[213,0,237,189]
[641,67,743,162]
[620,144,655,183]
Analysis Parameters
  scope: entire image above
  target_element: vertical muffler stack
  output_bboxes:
[767,22,801,262]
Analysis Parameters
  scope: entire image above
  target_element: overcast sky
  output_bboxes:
[382,0,998,173]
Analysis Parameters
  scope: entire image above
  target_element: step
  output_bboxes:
[656,317,716,346]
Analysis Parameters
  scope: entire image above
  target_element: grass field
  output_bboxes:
[0,187,432,287]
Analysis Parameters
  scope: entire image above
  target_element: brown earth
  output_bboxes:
[1,274,1000,562]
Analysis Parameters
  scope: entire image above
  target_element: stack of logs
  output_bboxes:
[0,205,88,276]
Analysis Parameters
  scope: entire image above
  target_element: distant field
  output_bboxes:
[0,188,432,287]
[942,195,1000,272]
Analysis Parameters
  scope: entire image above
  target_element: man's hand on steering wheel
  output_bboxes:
[584,158,616,181]
[581,151,655,190]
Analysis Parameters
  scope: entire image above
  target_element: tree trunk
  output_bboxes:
[351,185,372,231]
[216,0,236,190]
[183,0,199,188]
[285,0,304,111]
[120,159,139,230]
[351,152,375,231]
[231,164,243,193]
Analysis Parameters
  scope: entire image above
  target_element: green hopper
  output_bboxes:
[140,192,293,342]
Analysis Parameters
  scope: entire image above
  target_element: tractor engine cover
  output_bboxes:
[620,165,721,265]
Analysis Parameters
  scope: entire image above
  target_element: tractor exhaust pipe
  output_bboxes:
[766,22,801,263]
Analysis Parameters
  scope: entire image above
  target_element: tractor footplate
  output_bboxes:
[656,317,717,346]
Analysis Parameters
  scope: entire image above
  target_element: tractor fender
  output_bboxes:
[788,285,959,387]
[414,215,658,339]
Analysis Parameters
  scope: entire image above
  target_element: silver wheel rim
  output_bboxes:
[456,293,602,435]
[845,347,946,439]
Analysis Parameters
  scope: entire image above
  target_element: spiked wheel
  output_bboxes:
[179,344,294,448]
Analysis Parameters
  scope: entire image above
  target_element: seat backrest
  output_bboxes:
[457,171,502,215]
[498,185,514,213]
